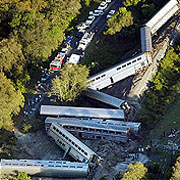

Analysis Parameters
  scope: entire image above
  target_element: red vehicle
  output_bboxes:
[49,54,65,71]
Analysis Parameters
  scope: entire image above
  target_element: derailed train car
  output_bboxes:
[47,122,102,167]
[0,159,89,178]
[45,117,130,143]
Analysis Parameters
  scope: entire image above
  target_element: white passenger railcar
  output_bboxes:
[47,122,101,167]
[40,105,124,120]
[88,53,149,90]
[84,88,130,113]
[145,0,179,34]
[0,159,89,178]
[45,117,130,143]
[45,116,141,133]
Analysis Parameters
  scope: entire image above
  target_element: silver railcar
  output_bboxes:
[0,159,89,178]
[45,117,130,143]
[88,53,149,90]
[145,0,179,34]
[40,105,124,120]
[84,88,130,114]
[45,116,141,133]
[47,122,101,167]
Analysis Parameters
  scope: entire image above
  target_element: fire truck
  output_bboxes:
[49,54,65,71]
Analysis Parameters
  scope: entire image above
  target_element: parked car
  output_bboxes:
[76,22,90,30]
[106,0,112,3]
[64,36,73,44]
[41,73,50,83]
[98,2,108,10]
[107,9,115,18]
[58,47,68,56]
[89,11,94,15]
[94,9,104,16]
[86,16,96,25]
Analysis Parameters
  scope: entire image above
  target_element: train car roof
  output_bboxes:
[45,117,129,132]
[140,26,152,53]
[40,105,124,119]
[84,88,125,108]
[50,122,98,155]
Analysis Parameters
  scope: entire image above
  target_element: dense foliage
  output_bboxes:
[0,72,24,130]
[13,172,31,180]
[50,64,89,102]
[170,156,180,180]
[105,7,133,35]
[0,0,85,130]
[121,162,147,180]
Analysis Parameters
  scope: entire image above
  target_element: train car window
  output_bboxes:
[96,77,100,80]
[77,166,83,168]
[101,74,106,78]
[63,166,68,168]
[84,128,88,131]
[85,152,88,156]
[132,60,136,63]
[109,130,115,134]
[102,130,108,133]
[127,62,131,65]
[56,165,61,167]
[116,131,122,135]
[70,166,75,168]
[53,126,56,130]
[122,65,126,68]
[96,129,101,132]
[137,57,141,60]
[72,141,75,145]
[117,67,121,70]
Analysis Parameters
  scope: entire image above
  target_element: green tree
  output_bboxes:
[50,64,89,102]
[123,0,142,7]
[13,172,31,180]
[105,7,133,35]
[121,162,147,180]
[170,156,180,180]
[0,72,24,130]
[0,38,25,74]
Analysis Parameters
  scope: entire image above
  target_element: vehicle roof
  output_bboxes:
[40,105,124,119]
[85,88,124,108]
